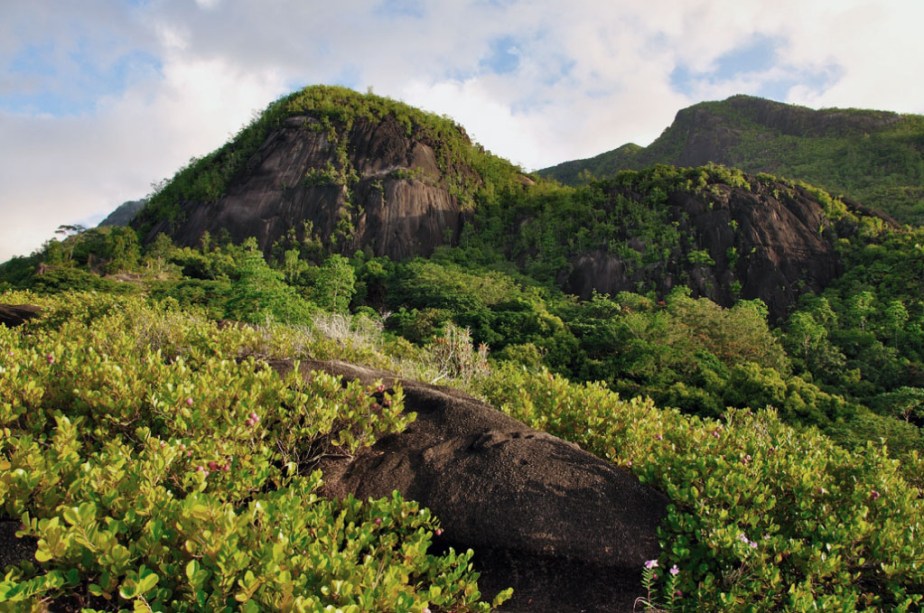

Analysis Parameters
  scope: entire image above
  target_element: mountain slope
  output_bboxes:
[98,199,146,227]
[540,95,924,224]
[133,85,524,259]
[125,88,886,319]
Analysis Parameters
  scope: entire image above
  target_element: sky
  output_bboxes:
[2,0,923,263]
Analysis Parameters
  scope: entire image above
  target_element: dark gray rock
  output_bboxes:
[564,179,843,320]
[276,359,669,612]
[145,115,465,260]
[0,304,41,328]
[0,520,36,570]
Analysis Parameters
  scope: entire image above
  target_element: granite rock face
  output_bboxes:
[0,304,42,328]
[146,115,467,260]
[277,359,669,612]
[564,180,843,319]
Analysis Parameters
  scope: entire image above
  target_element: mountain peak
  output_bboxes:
[132,85,522,259]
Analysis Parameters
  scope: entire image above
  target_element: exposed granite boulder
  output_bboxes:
[0,520,37,570]
[274,358,669,612]
[0,304,42,328]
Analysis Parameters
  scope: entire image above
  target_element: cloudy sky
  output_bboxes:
[2,0,923,262]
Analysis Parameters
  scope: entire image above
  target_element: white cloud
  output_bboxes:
[2,0,924,262]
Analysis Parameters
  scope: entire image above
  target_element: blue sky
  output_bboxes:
[2,0,923,262]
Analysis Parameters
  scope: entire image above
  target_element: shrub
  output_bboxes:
[0,292,505,610]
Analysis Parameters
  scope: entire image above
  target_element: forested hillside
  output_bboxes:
[2,86,923,610]
[540,95,924,225]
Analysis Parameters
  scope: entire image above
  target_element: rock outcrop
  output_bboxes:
[276,359,669,612]
[564,179,843,319]
[539,94,924,225]
[0,304,42,328]
[144,113,470,260]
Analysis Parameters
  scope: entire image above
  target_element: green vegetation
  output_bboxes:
[133,85,523,244]
[2,284,921,609]
[0,292,508,610]
[541,95,924,225]
[478,365,923,609]
[3,86,924,608]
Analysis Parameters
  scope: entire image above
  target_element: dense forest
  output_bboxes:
[1,86,923,610]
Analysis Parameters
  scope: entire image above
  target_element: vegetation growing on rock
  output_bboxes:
[541,94,924,225]
[2,86,924,610]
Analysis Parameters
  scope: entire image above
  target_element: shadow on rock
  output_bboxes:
[275,359,670,612]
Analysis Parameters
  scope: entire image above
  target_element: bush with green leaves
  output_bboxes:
[0,291,507,611]
[477,364,924,610]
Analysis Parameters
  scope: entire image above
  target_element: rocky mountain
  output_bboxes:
[98,199,146,227]
[540,95,924,224]
[133,86,522,260]
[560,169,845,319]
[130,87,886,318]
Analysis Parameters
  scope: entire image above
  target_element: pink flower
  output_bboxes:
[655,433,663,441]
[374,518,382,526]
[711,429,721,439]
[870,490,881,500]
[644,559,659,570]
[185,397,194,407]
[434,528,444,537]
[45,353,55,365]
[670,565,679,576]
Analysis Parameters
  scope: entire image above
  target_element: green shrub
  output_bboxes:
[477,364,924,610]
[0,292,505,610]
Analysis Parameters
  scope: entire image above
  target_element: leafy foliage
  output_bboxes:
[477,364,924,610]
[0,292,504,610]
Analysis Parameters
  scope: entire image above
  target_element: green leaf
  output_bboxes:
[185,560,200,584]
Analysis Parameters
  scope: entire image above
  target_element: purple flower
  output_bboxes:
[644,559,659,570]
[670,564,680,576]
[870,490,881,500]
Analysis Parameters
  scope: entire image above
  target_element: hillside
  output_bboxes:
[2,86,924,610]
[540,95,924,224]
[132,85,524,259]
[128,86,878,319]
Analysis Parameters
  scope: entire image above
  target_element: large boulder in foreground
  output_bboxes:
[0,304,41,328]
[278,359,669,612]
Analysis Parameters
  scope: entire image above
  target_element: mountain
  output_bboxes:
[539,95,924,225]
[132,86,873,319]
[3,87,924,610]
[132,85,524,260]
[98,199,146,227]
[558,167,845,319]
